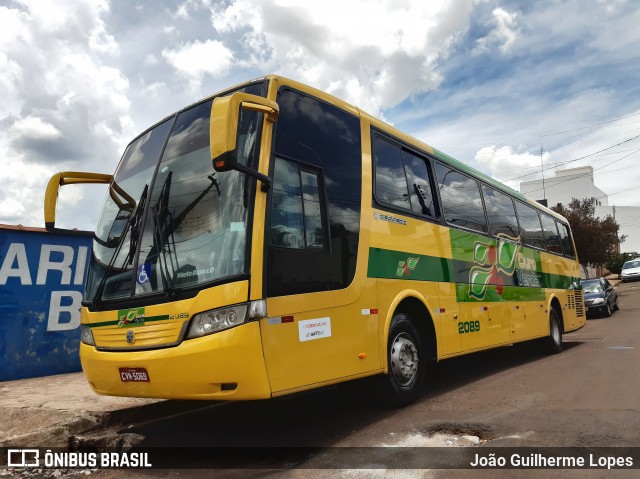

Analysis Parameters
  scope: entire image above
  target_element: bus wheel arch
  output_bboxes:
[379,295,437,406]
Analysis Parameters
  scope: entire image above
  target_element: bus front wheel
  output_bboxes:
[380,313,426,407]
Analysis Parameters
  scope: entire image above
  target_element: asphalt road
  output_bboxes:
[86,282,640,478]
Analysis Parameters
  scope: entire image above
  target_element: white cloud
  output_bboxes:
[162,39,234,89]
[209,0,473,116]
[0,0,131,230]
[474,7,519,54]
[475,145,549,184]
[0,197,26,223]
[10,117,61,140]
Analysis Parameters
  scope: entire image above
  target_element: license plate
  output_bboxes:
[119,367,150,382]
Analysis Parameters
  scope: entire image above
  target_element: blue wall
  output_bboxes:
[0,227,91,380]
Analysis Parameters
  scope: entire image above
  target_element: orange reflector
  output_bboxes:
[214,160,226,168]
[358,353,367,359]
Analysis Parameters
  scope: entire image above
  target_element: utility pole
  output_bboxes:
[613,205,620,253]
[540,145,546,200]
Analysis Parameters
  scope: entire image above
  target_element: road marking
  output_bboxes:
[608,346,635,350]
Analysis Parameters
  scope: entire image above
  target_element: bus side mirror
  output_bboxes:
[210,92,279,191]
[44,171,114,233]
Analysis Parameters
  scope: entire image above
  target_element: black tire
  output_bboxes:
[545,307,563,354]
[379,313,425,407]
[613,296,620,311]
[604,302,612,317]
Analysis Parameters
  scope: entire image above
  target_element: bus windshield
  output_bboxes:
[85,83,265,306]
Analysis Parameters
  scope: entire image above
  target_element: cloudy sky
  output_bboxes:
[2,0,640,231]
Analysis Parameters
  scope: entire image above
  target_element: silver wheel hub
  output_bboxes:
[390,334,418,386]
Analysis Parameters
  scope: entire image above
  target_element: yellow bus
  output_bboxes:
[44,75,585,406]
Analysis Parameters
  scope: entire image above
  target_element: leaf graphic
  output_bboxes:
[406,257,420,270]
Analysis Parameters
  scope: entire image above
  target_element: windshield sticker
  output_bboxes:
[230,222,245,232]
[137,262,151,285]
[117,307,145,328]
[298,317,332,342]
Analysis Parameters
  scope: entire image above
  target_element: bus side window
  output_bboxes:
[540,213,562,254]
[435,163,488,233]
[514,202,546,250]
[482,186,520,240]
[374,137,410,209]
[402,150,436,217]
[557,221,576,258]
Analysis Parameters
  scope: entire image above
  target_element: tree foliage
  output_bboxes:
[605,252,637,275]
[551,198,621,278]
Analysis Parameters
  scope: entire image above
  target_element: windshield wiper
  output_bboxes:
[150,172,178,294]
[85,186,149,308]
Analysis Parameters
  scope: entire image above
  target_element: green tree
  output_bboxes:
[605,252,636,275]
[551,198,621,278]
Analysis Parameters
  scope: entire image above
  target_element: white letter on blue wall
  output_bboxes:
[47,291,82,331]
[0,243,32,285]
[37,245,74,285]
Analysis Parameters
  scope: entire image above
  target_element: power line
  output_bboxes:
[504,132,640,183]
[523,149,640,196]
[437,111,640,152]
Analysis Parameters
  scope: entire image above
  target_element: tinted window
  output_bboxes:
[374,136,436,217]
[271,158,305,249]
[269,89,361,296]
[435,163,487,233]
[558,221,576,258]
[515,202,545,249]
[482,186,520,239]
[270,157,326,250]
[403,150,436,216]
[374,137,409,209]
[540,213,562,254]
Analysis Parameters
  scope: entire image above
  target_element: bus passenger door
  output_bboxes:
[258,87,378,394]
[260,157,379,393]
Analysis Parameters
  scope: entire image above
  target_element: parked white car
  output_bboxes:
[620,259,640,282]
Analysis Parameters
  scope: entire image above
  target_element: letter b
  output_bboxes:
[48,291,82,331]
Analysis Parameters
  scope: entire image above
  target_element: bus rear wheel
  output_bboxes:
[380,313,425,407]
[545,307,563,354]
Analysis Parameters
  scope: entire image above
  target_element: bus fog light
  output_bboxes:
[187,304,248,339]
[80,325,95,346]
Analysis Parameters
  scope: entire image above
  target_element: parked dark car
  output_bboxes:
[583,278,619,318]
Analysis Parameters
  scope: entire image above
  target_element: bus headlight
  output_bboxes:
[186,304,248,339]
[80,325,95,346]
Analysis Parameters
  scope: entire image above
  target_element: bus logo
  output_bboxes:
[117,307,145,328]
[396,257,420,277]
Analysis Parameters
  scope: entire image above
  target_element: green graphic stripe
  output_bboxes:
[368,247,578,303]
[86,315,171,329]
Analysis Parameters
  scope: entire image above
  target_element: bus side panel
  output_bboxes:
[261,279,381,394]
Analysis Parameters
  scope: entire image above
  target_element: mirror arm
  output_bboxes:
[233,161,271,192]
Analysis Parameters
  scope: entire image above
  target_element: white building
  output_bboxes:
[519,166,608,208]
[519,166,640,254]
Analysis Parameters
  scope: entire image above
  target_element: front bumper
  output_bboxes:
[621,274,640,282]
[80,321,271,400]
[585,303,609,315]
